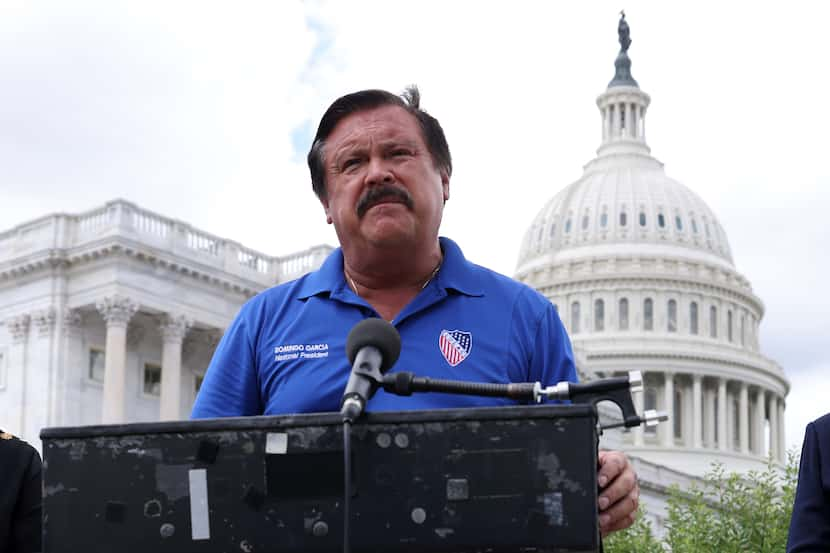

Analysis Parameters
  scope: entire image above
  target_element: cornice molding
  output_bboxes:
[0,238,263,299]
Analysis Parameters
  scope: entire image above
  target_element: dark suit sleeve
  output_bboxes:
[787,419,830,552]
[10,445,42,553]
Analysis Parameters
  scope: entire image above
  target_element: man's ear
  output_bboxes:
[441,170,450,203]
[320,196,332,224]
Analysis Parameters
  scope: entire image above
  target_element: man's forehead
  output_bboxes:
[327,105,423,147]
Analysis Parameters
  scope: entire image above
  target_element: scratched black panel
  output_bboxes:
[41,405,600,553]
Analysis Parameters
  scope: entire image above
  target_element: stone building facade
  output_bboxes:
[0,199,331,444]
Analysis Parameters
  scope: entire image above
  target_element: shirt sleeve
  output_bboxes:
[191,302,263,418]
[787,420,830,552]
[529,300,578,388]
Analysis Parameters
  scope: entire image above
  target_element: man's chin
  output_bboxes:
[361,221,416,249]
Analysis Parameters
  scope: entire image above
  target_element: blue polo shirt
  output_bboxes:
[191,237,577,418]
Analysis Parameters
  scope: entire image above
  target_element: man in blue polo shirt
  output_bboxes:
[192,86,639,535]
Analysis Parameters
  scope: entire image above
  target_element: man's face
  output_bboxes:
[321,105,450,253]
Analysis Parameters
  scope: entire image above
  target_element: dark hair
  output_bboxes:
[307,85,452,200]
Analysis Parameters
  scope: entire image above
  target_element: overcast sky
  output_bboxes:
[1,1,827,453]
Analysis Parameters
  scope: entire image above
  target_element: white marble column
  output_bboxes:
[159,314,192,421]
[96,295,138,424]
[60,309,84,426]
[625,103,633,137]
[603,107,610,141]
[717,378,727,451]
[634,371,645,446]
[662,373,674,447]
[717,379,728,451]
[5,314,31,436]
[778,399,786,462]
[755,388,767,457]
[758,389,768,457]
[739,382,749,454]
[31,307,57,436]
[692,374,703,448]
[769,394,778,461]
[705,385,716,448]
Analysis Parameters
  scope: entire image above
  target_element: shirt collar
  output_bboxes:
[295,236,484,300]
[434,236,484,297]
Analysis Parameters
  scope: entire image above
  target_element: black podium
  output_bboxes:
[41,404,601,552]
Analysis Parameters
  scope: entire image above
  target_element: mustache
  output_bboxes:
[355,185,414,218]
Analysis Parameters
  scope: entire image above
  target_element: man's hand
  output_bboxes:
[597,450,639,536]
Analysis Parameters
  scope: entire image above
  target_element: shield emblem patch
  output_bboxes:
[439,329,472,367]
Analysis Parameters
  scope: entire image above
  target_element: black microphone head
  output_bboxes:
[345,318,402,373]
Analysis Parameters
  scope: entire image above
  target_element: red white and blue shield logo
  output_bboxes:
[439,329,472,367]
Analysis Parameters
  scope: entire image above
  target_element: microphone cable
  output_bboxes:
[342,419,352,553]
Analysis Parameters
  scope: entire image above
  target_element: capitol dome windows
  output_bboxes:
[619,298,629,330]
[594,299,605,331]
[690,302,699,335]
[619,208,628,227]
[667,299,677,332]
[571,301,581,333]
[691,217,698,234]
[644,298,654,330]
[565,217,573,234]
[600,207,608,228]
[549,222,556,237]
[658,213,666,229]
[639,211,647,227]
[582,214,590,231]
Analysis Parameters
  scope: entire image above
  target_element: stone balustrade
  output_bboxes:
[0,199,333,286]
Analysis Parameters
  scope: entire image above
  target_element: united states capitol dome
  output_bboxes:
[516,149,735,274]
[514,13,788,479]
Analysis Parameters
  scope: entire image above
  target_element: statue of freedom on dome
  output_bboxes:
[618,11,632,53]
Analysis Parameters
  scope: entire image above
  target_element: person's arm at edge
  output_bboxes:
[787,420,830,552]
[12,442,42,553]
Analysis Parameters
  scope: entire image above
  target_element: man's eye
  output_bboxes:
[392,149,412,157]
[342,158,361,170]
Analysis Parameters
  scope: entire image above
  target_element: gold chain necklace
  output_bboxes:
[345,260,442,296]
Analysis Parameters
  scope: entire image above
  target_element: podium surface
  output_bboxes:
[41,405,600,552]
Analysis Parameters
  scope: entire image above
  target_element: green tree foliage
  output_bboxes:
[604,455,798,553]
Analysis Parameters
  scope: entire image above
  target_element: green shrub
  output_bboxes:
[605,454,798,553]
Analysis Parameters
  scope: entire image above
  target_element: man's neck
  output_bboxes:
[342,240,443,321]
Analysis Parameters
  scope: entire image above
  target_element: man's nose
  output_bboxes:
[365,156,394,186]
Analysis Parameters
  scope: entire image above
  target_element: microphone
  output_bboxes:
[341,318,402,422]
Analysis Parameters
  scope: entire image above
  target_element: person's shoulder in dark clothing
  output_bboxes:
[787,413,830,553]
[0,430,42,553]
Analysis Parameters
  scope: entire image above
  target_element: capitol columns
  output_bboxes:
[692,374,703,449]
[60,309,84,425]
[739,382,749,454]
[633,370,645,446]
[717,379,728,451]
[775,397,787,463]
[159,314,192,420]
[768,393,779,461]
[96,295,138,423]
[661,372,674,447]
[6,314,31,434]
[755,388,767,456]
